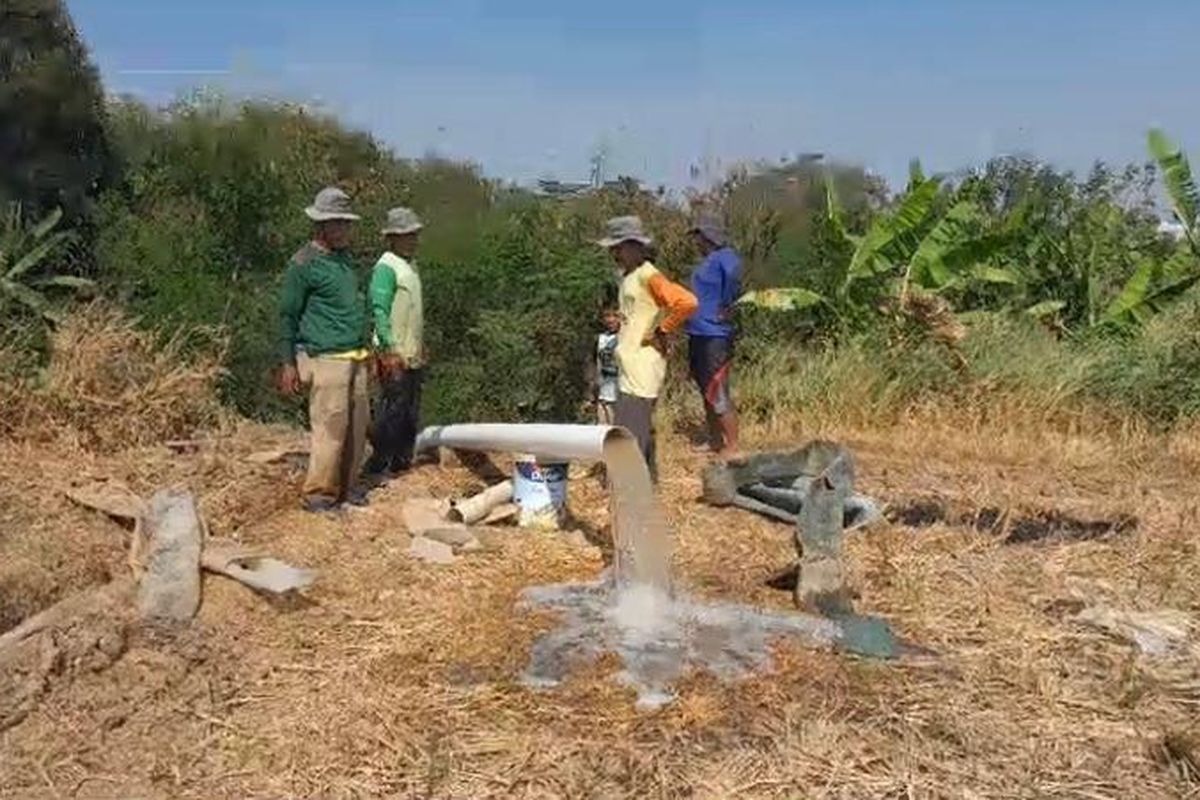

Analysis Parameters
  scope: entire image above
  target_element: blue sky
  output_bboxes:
[69,0,1198,191]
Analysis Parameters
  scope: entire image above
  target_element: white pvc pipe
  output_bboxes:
[449,480,514,524]
[416,423,631,462]
[417,422,667,590]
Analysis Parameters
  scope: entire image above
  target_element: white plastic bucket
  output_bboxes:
[513,454,568,530]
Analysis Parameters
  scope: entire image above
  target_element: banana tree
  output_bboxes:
[1148,128,1198,248]
[1012,200,1128,327]
[0,204,94,323]
[739,172,1004,314]
[836,174,1007,304]
[1101,130,1200,327]
[953,153,1189,331]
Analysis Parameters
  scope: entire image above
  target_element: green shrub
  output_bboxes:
[89,95,1200,438]
[0,0,113,227]
[1086,298,1200,425]
[96,98,657,424]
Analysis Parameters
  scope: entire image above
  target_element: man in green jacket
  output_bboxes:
[365,207,425,479]
[276,187,371,512]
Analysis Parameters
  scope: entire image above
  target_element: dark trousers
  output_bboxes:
[689,335,734,449]
[615,392,657,483]
[367,368,423,474]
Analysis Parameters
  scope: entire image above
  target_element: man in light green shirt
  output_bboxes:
[365,207,425,478]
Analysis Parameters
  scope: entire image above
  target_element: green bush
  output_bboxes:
[1086,298,1200,425]
[0,0,113,227]
[86,95,1200,437]
[96,98,666,424]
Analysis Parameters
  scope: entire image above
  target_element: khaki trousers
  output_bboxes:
[297,354,370,501]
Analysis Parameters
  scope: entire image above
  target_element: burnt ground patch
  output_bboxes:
[887,499,948,527]
[1001,510,1137,544]
[884,498,1137,544]
[765,564,800,591]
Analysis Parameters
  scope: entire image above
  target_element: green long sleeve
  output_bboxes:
[369,261,398,350]
[278,262,307,365]
[278,244,368,361]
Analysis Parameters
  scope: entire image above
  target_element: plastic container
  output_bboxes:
[513,454,569,530]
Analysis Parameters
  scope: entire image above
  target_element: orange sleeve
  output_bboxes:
[647,273,699,334]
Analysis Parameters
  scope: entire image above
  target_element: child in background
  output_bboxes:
[594,308,621,425]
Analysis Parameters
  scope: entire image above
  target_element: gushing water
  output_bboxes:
[520,577,845,708]
[604,436,672,592]
[519,436,856,708]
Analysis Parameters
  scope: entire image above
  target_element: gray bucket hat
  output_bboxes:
[304,187,360,222]
[381,207,424,236]
[689,212,727,247]
[597,215,653,248]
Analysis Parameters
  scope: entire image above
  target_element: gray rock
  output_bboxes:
[562,530,601,554]
[137,490,203,624]
[421,527,480,550]
[407,536,457,564]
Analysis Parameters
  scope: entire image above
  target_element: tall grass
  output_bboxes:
[1086,297,1200,425]
[670,307,1200,448]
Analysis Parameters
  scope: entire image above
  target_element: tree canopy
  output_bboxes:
[0,0,112,223]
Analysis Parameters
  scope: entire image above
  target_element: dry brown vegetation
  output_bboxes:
[0,303,228,448]
[1,309,1199,799]
[0,305,283,630]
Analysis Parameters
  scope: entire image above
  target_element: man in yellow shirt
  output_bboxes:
[366,207,425,480]
[597,216,698,481]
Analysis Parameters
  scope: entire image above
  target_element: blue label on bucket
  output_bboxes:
[513,460,568,512]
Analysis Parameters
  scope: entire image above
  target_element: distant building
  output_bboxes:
[535,176,643,198]
[1158,219,1188,241]
[536,179,593,197]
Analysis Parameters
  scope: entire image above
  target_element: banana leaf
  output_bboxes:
[847,177,941,282]
[0,278,60,322]
[1025,299,1067,319]
[6,230,71,280]
[738,288,825,311]
[36,275,96,291]
[971,265,1021,285]
[1105,251,1200,326]
[907,201,985,290]
[1148,129,1198,241]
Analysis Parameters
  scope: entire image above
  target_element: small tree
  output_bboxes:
[1102,131,1200,327]
[0,0,112,223]
[0,204,94,325]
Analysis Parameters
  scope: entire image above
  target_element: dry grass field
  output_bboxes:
[1,311,1199,799]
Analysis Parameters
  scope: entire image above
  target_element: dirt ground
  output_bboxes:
[1,417,1199,799]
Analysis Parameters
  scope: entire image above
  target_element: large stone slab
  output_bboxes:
[137,489,202,624]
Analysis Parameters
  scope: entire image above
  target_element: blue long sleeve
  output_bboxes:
[685,247,741,338]
[721,252,742,309]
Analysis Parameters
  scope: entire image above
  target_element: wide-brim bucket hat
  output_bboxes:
[381,206,424,236]
[689,211,728,247]
[304,186,360,221]
[596,215,653,248]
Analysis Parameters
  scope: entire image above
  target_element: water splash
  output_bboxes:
[520,576,846,708]
[518,435,903,707]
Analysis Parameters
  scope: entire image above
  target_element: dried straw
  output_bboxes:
[1,311,1198,798]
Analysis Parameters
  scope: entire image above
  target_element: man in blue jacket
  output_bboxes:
[686,213,741,458]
